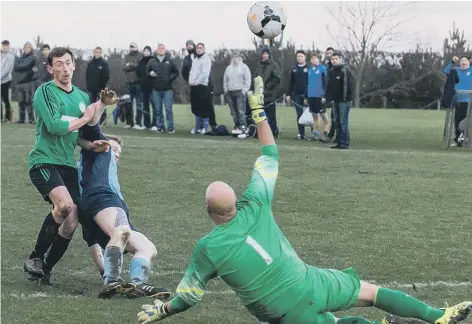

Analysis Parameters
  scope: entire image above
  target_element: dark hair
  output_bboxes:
[311,53,320,59]
[47,47,74,66]
[459,55,470,61]
[41,44,50,50]
[2,40,10,45]
[94,46,102,51]
[326,47,334,52]
[296,50,306,56]
[331,51,342,58]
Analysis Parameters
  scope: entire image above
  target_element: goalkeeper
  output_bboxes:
[137,77,471,324]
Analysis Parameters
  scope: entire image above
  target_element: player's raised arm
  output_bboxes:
[239,77,279,206]
[137,241,217,323]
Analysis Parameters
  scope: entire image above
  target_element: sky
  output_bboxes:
[1,1,471,54]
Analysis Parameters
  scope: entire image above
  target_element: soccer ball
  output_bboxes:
[247,1,287,39]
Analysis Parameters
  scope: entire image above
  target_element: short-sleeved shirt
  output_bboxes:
[174,144,311,322]
[28,81,90,170]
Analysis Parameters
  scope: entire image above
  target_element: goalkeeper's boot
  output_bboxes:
[24,257,44,277]
[98,280,136,299]
[127,283,171,300]
[435,302,472,324]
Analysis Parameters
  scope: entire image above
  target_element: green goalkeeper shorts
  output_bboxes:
[277,267,361,324]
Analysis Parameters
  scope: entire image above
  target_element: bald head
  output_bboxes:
[205,181,237,224]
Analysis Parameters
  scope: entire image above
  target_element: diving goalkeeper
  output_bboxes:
[137,77,471,324]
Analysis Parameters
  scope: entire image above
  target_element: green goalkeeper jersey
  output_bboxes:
[28,81,90,170]
[175,144,310,322]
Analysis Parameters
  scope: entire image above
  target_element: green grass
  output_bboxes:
[1,103,471,324]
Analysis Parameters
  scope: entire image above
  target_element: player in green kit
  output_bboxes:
[24,47,118,284]
[137,78,471,324]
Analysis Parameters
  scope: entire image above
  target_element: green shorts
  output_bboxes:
[277,267,361,324]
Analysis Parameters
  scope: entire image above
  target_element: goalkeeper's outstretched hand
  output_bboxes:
[100,88,120,106]
[248,76,267,124]
[137,299,169,323]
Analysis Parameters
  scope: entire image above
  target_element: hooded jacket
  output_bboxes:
[444,62,472,103]
[85,56,110,92]
[146,53,179,91]
[1,49,14,84]
[189,52,211,87]
[14,43,36,84]
[326,64,353,103]
[182,40,196,83]
[137,46,154,92]
[254,45,281,103]
[122,42,143,83]
[223,56,251,93]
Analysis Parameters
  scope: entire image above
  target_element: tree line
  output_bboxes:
[9,24,470,109]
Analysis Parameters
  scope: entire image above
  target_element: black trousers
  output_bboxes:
[264,101,278,137]
[1,81,11,120]
[139,88,152,128]
[455,102,469,140]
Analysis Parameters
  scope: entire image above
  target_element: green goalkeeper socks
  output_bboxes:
[337,316,379,324]
[375,288,444,323]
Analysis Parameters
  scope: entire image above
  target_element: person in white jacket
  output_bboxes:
[1,40,15,121]
[223,52,251,134]
[188,43,217,132]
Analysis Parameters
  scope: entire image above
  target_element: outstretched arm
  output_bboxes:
[137,241,216,323]
[238,77,279,206]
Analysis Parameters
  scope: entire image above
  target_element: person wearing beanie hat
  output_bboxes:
[33,44,52,91]
[85,46,110,125]
[136,45,154,130]
[223,50,251,134]
[121,41,143,128]
[287,49,309,139]
[1,39,14,121]
[14,41,36,123]
[254,44,281,137]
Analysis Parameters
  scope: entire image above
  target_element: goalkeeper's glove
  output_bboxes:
[137,299,169,323]
[100,88,120,106]
[248,76,267,124]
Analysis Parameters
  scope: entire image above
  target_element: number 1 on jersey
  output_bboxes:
[246,235,273,265]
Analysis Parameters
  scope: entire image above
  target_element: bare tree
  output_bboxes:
[326,1,415,107]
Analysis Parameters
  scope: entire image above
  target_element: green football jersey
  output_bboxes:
[175,144,310,322]
[28,81,90,170]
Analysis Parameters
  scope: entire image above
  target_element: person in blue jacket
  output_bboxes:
[444,55,472,146]
[307,53,329,141]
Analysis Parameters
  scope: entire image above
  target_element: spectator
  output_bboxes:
[14,41,36,124]
[182,40,208,134]
[286,50,309,139]
[326,52,353,150]
[324,46,337,142]
[444,55,472,147]
[307,53,329,141]
[33,44,51,92]
[1,40,14,122]
[136,45,153,130]
[146,43,179,133]
[223,51,251,135]
[254,45,281,138]
[85,46,110,124]
[121,41,143,128]
[189,43,217,134]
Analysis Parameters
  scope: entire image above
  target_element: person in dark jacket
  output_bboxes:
[286,50,309,139]
[14,41,36,123]
[182,40,195,83]
[121,42,143,128]
[86,46,110,124]
[146,43,179,133]
[324,47,337,141]
[33,44,51,92]
[136,46,153,130]
[441,58,459,109]
[325,52,353,149]
[254,45,281,137]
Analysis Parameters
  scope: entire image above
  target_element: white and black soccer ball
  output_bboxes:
[247,1,287,39]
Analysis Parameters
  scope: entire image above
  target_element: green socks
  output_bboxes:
[338,316,379,324]
[374,288,444,323]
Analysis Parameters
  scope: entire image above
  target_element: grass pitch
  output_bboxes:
[1,104,471,324]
